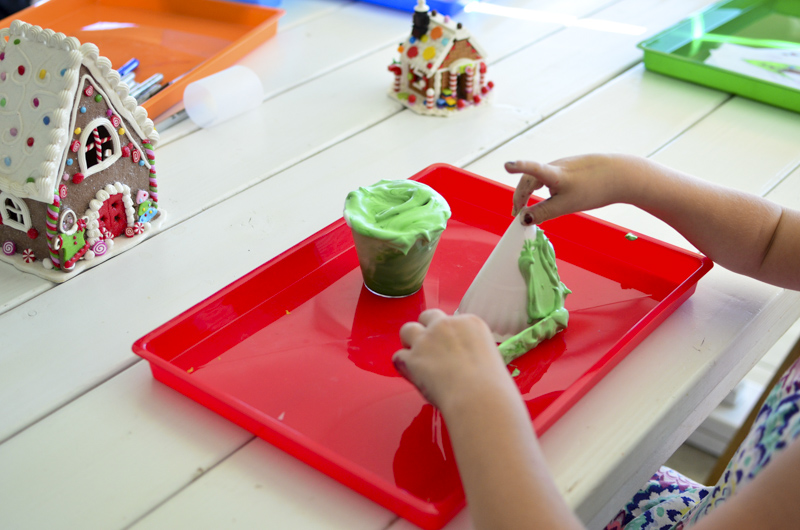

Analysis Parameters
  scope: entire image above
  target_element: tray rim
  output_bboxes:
[132,162,714,529]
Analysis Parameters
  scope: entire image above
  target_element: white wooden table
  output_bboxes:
[2,0,800,528]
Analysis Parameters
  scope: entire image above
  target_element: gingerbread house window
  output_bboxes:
[79,118,121,177]
[0,192,32,232]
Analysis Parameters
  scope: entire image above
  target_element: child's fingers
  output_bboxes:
[507,161,562,215]
[391,350,413,381]
[418,308,447,327]
[399,321,425,348]
[512,174,543,216]
[519,194,569,225]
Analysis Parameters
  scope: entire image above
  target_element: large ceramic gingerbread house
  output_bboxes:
[388,0,493,116]
[0,20,163,282]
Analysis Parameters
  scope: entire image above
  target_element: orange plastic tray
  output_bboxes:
[2,0,283,120]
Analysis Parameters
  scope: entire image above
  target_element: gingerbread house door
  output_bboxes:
[97,193,127,238]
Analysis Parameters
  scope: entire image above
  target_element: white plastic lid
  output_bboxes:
[183,65,264,128]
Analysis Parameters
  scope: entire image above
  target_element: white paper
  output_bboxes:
[705,43,800,90]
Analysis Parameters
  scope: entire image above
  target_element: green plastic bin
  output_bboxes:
[638,0,800,113]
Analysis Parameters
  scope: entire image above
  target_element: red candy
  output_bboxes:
[125,227,135,238]
[84,85,94,97]
[17,65,25,76]
[59,184,68,198]
[121,146,131,157]
[71,140,80,152]
[408,94,417,104]
[472,94,481,104]
[27,227,38,239]
[132,150,140,163]
[111,115,121,128]
[407,46,418,58]
[73,173,85,184]
[456,99,466,109]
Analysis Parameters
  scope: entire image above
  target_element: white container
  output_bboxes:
[183,65,264,128]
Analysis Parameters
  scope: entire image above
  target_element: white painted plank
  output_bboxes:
[467,65,728,182]
[763,152,800,210]
[652,97,800,198]
[0,363,251,530]
[130,438,393,530]
[491,0,719,117]
[279,0,356,30]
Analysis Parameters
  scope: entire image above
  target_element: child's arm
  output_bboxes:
[392,309,583,530]
[506,154,800,290]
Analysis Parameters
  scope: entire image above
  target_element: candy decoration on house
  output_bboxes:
[0,21,164,282]
[387,0,493,117]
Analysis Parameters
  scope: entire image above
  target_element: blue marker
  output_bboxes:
[118,58,139,76]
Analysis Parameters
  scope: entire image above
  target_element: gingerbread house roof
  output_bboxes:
[401,11,487,79]
[0,20,159,204]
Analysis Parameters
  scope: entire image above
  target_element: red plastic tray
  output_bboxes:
[132,163,712,529]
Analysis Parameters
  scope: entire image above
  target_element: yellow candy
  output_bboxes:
[421,35,428,42]
[74,127,81,135]
[38,69,46,79]
[119,128,125,135]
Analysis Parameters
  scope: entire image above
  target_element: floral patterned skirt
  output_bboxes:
[605,356,800,530]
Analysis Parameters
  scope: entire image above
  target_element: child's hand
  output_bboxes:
[506,154,646,226]
[392,309,516,414]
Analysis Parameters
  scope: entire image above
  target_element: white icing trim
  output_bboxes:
[69,75,151,172]
[77,117,121,176]
[0,191,32,231]
[0,21,83,203]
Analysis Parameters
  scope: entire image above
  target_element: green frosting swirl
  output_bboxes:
[344,180,451,255]
[498,228,571,364]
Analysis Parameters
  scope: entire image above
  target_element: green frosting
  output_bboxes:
[499,228,571,364]
[344,180,451,255]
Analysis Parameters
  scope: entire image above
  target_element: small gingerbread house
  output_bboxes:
[0,21,163,282]
[388,0,493,116]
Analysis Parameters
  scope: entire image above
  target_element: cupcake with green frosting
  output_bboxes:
[344,179,451,297]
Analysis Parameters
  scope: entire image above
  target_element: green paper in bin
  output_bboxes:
[638,0,800,113]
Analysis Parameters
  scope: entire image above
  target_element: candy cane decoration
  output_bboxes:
[388,64,402,92]
[479,62,487,93]
[465,66,474,97]
[449,69,457,94]
[92,128,102,162]
[426,88,435,110]
[142,139,158,203]
[46,194,61,269]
